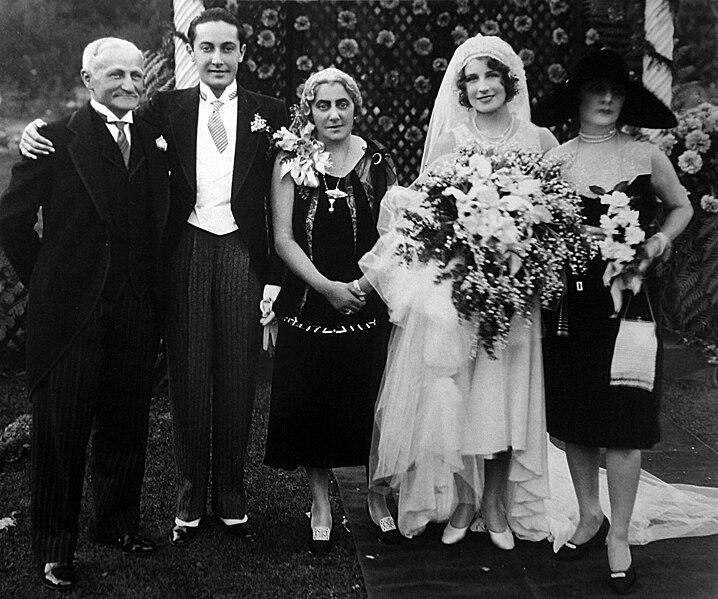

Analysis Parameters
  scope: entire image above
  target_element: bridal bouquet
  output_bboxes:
[592,181,646,314]
[398,144,588,357]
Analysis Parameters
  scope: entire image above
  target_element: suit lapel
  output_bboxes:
[167,87,199,195]
[231,88,260,202]
[128,122,147,180]
[134,118,170,253]
[67,105,111,223]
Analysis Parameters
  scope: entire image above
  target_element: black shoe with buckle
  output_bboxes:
[308,523,332,556]
[366,504,401,545]
[610,563,637,595]
[555,515,610,561]
[41,563,77,593]
[169,524,199,547]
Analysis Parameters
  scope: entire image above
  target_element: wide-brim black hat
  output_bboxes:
[532,48,677,129]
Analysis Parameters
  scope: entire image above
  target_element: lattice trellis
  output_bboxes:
[221,1,586,183]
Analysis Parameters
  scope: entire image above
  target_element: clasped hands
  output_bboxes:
[324,280,366,316]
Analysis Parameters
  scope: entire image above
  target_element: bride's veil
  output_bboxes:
[421,34,531,173]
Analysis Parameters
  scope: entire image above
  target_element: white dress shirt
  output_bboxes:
[91,98,133,146]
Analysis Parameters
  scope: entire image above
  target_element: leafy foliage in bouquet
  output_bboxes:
[642,102,718,360]
[398,145,588,357]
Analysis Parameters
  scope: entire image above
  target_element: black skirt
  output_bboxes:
[543,258,662,449]
[263,319,379,469]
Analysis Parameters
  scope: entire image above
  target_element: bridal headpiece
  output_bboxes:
[421,34,530,172]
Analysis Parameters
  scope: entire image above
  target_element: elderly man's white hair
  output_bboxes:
[81,37,143,74]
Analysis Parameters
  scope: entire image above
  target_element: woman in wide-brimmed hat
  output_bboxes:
[534,49,693,594]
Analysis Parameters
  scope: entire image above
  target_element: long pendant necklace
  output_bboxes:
[473,114,514,145]
[321,173,347,213]
[578,128,617,144]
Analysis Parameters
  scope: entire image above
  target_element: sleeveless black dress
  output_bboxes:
[264,143,394,470]
[543,174,662,449]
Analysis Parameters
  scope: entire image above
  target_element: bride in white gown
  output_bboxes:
[359,34,718,551]
[361,34,562,547]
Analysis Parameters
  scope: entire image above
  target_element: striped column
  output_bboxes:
[174,0,204,89]
[643,0,674,109]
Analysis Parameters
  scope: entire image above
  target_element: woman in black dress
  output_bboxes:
[263,68,398,554]
[534,50,693,594]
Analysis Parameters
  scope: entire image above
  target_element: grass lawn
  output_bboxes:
[1,371,367,598]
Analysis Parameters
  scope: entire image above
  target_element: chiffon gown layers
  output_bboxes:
[360,120,563,542]
[264,141,394,471]
[542,134,718,544]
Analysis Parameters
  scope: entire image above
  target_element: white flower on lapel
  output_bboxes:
[155,136,168,151]
[250,112,269,133]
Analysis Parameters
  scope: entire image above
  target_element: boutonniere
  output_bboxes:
[155,136,168,152]
[250,113,270,133]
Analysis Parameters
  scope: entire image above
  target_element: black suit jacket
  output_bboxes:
[145,85,288,288]
[0,103,170,393]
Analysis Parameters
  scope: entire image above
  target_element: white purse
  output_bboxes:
[609,290,658,392]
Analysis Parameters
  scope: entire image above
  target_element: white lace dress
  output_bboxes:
[361,119,566,542]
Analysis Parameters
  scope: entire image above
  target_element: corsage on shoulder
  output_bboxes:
[273,111,331,188]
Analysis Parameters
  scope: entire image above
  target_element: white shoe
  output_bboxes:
[488,527,515,551]
[441,521,469,545]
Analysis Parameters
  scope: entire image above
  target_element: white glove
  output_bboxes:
[260,284,280,353]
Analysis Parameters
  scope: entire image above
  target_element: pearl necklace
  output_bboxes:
[578,128,617,144]
[473,114,514,145]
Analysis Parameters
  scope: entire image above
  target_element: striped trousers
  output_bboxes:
[165,225,262,522]
[31,288,158,564]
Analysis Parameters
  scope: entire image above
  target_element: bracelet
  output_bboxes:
[651,232,671,255]
[352,279,363,294]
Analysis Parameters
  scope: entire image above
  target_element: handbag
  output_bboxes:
[609,287,658,392]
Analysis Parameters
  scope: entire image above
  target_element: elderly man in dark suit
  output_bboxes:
[0,37,168,592]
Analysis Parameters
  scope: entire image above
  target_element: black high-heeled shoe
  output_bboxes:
[555,515,610,561]
[366,504,401,544]
[308,519,333,556]
[609,563,637,595]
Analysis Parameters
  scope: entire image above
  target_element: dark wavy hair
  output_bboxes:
[187,8,242,47]
[457,57,520,108]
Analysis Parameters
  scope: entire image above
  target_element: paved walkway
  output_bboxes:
[336,414,718,598]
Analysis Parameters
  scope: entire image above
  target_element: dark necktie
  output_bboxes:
[113,121,130,167]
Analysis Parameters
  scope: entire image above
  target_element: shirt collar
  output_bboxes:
[90,99,134,124]
[199,80,238,104]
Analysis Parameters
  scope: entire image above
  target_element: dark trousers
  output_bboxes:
[165,225,262,522]
[31,287,158,564]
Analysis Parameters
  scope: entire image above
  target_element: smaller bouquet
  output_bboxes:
[592,181,646,315]
[273,110,331,188]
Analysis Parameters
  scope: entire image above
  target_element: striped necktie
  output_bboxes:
[201,88,238,153]
[113,121,130,168]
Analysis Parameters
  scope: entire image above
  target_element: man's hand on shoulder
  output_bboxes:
[20,119,54,159]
